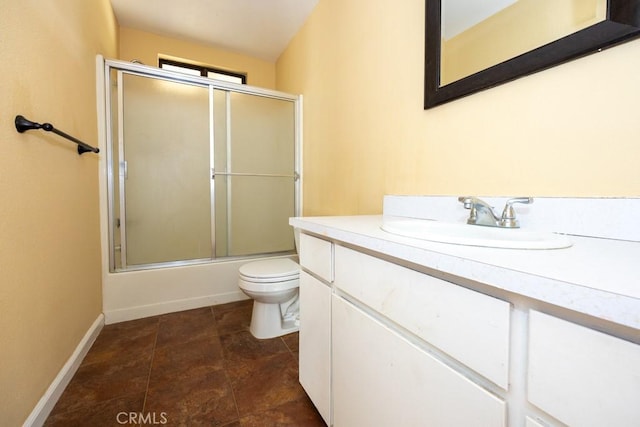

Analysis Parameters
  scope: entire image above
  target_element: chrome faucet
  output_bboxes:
[458,196,533,228]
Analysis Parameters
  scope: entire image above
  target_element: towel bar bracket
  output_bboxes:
[14,115,99,155]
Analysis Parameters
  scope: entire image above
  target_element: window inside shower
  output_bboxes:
[158,58,247,84]
[104,60,300,271]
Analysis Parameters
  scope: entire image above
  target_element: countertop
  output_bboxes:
[290,215,640,331]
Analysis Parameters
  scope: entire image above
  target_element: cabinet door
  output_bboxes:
[528,310,640,427]
[334,245,511,388]
[332,295,506,427]
[298,271,331,425]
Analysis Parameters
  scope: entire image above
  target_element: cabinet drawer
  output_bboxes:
[528,310,640,427]
[334,245,511,388]
[299,233,333,282]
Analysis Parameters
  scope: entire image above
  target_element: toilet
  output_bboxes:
[238,257,300,339]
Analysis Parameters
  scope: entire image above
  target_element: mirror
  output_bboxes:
[425,0,640,108]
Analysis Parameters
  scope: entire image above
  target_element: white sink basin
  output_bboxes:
[381,219,572,249]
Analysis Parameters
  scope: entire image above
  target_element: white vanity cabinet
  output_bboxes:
[293,221,640,427]
[298,234,333,425]
[332,294,507,427]
[528,310,640,427]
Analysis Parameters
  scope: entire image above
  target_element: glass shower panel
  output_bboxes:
[228,176,295,255]
[224,92,296,257]
[120,73,212,266]
[230,93,296,175]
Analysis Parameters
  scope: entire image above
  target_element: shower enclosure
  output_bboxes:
[103,59,301,271]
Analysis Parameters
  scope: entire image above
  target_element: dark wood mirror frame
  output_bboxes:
[425,0,640,109]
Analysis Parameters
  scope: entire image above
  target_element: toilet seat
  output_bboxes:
[238,277,299,293]
[239,258,299,283]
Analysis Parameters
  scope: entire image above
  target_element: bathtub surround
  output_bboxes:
[101,257,252,323]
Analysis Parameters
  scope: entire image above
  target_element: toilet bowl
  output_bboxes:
[238,257,300,339]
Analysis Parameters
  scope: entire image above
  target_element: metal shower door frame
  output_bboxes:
[103,58,301,272]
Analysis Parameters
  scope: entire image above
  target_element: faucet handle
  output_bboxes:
[500,197,533,228]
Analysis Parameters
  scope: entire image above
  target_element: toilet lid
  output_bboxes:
[239,258,300,281]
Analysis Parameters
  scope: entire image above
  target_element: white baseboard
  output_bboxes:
[103,291,248,324]
[23,314,105,427]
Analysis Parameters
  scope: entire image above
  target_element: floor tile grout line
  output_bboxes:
[140,317,160,414]
[221,352,242,423]
[216,305,243,424]
[281,336,292,356]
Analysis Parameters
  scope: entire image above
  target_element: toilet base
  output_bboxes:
[249,300,299,339]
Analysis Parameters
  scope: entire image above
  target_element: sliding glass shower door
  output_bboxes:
[213,90,297,258]
[107,62,300,271]
[118,73,213,267]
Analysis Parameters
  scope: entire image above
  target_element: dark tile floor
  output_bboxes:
[45,300,325,426]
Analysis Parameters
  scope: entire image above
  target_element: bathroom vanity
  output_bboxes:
[291,196,640,427]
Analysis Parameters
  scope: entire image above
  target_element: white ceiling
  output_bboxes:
[109,0,319,62]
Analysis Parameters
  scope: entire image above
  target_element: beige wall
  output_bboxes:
[277,0,640,216]
[119,27,277,89]
[0,0,117,425]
